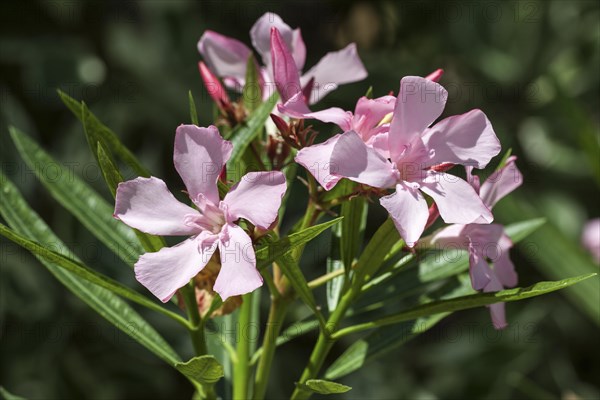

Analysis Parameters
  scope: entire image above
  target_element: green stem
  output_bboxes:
[181,283,216,400]
[254,179,321,399]
[233,292,254,399]
[290,288,357,400]
[181,283,207,355]
[253,298,291,400]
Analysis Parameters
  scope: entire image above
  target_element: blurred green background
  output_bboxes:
[1,0,599,399]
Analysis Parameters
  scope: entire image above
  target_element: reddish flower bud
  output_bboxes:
[270,113,290,137]
[425,68,444,82]
[199,61,232,111]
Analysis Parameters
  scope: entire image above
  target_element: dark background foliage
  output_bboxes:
[1,0,598,399]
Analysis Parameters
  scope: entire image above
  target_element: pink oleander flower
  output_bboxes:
[114,125,287,301]
[582,218,600,264]
[280,67,444,190]
[326,76,500,246]
[430,156,523,329]
[198,12,367,104]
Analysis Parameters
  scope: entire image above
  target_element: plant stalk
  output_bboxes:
[233,292,254,399]
[253,297,291,400]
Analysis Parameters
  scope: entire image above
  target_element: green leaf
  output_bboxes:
[327,217,553,380]
[326,183,367,312]
[360,218,547,306]
[250,319,320,365]
[243,55,262,112]
[97,142,123,198]
[58,90,150,177]
[189,90,199,125]
[9,126,144,266]
[0,222,187,327]
[326,275,474,380]
[364,86,373,99]
[340,193,368,271]
[226,92,278,170]
[504,217,546,243]
[333,273,597,339]
[0,171,181,365]
[255,217,342,269]
[276,253,326,327]
[297,380,352,394]
[0,386,27,400]
[355,218,401,283]
[175,355,224,385]
[496,148,513,169]
[326,223,344,313]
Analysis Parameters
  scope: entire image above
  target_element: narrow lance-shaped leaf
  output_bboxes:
[0,386,27,400]
[276,253,327,328]
[243,54,262,112]
[504,217,546,243]
[58,90,150,177]
[0,171,181,365]
[332,273,597,339]
[341,193,368,272]
[326,222,344,313]
[354,218,401,284]
[9,126,144,266]
[326,217,552,380]
[226,92,279,167]
[326,274,475,380]
[189,90,199,125]
[0,222,187,327]
[255,217,343,269]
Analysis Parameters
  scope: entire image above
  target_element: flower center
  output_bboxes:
[184,194,229,234]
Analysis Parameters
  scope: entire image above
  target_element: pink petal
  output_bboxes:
[301,43,367,104]
[494,233,518,287]
[295,134,343,190]
[366,132,391,159]
[135,237,217,302]
[278,97,352,131]
[214,224,263,300]
[484,275,508,329]
[251,12,295,68]
[389,76,448,162]
[271,27,302,103]
[353,95,396,139]
[420,172,493,224]
[422,109,501,169]
[292,28,306,71]
[465,166,481,193]
[197,30,252,83]
[380,183,430,247]
[223,171,287,229]
[488,302,508,330]
[582,218,600,264]
[429,224,469,249]
[479,156,523,209]
[330,131,397,189]
[468,241,493,290]
[114,177,200,236]
[174,125,232,206]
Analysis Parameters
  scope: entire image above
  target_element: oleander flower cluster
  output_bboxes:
[114,12,523,329]
[4,11,594,400]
